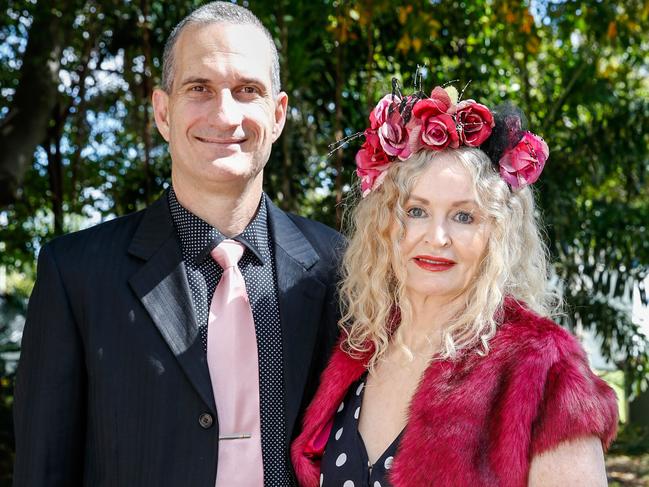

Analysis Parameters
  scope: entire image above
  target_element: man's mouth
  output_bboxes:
[195,136,246,145]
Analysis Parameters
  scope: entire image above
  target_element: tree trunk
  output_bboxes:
[365,0,375,111]
[140,0,154,204]
[0,1,70,207]
[47,103,65,236]
[276,4,294,212]
[333,7,345,229]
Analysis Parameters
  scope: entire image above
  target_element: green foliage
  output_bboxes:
[610,423,649,456]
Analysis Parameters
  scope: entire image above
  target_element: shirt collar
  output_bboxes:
[168,188,267,265]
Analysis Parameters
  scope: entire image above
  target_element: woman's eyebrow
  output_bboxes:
[450,199,479,207]
[407,194,430,205]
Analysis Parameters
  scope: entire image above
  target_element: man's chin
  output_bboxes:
[199,160,263,185]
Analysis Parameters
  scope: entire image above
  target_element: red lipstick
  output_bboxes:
[413,255,456,272]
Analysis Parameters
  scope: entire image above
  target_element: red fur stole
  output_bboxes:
[291,300,618,487]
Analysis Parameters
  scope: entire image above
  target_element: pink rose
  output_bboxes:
[408,97,459,152]
[369,94,399,130]
[377,110,412,161]
[456,100,495,146]
[357,168,388,197]
[498,132,549,189]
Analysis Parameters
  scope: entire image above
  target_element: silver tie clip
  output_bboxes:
[219,433,252,440]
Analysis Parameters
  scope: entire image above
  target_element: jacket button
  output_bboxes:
[199,413,213,429]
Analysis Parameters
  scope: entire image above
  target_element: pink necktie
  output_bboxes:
[208,239,264,487]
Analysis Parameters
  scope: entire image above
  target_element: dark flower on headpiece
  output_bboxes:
[498,132,549,189]
[456,100,495,146]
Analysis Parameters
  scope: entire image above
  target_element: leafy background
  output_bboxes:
[1,0,648,484]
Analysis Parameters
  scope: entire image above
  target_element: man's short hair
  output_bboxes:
[161,1,281,97]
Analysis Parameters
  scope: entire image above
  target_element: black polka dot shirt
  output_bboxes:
[168,188,293,487]
[320,373,400,487]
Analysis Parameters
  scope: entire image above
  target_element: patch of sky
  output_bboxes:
[85,50,129,94]
[33,147,49,176]
[0,30,27,62]
[61,46,78,66]
[132,55,146,74]
[570,31,583,50]
[150,146,168,159]
[83,111,124,159]
[73,13,86,29]
[81,187,114,225]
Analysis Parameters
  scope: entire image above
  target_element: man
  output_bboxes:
[13,3,342,486]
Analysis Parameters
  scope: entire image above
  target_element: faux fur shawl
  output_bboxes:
[291,300,618,487]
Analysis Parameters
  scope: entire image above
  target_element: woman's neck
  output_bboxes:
[397,292,465,355]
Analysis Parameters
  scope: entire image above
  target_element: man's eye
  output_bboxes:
[453,211,474,224]
[190,85,207,92]
[241,86,259,94]
[406,207,427,218]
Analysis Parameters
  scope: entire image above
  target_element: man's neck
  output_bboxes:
[172,174,264,237]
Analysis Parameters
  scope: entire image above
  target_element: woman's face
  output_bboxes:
[397,154,492,305]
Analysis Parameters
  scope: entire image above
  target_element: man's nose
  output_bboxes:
[211,90,243,127]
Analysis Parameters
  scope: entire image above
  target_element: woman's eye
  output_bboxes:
[453,211,474,224]
[406,207,427,218]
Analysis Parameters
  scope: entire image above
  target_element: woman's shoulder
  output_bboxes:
[485,298,618,453]
[494,298,586,366]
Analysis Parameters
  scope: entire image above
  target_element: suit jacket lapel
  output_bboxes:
[127,194,215,412]
[267,200,325,438]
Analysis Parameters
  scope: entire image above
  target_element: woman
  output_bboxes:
[291,83,618,487]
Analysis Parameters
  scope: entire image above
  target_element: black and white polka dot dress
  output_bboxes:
[320,374,402,487]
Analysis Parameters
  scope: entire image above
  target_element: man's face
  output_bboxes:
[152,23,287,191]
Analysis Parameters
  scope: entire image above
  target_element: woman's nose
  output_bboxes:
[426,220,451,248]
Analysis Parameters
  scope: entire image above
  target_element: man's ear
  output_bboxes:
[152,88,171,142]
[271,91,289,143]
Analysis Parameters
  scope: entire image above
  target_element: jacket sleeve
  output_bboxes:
[530,342,618,456]
[13,244,86,487]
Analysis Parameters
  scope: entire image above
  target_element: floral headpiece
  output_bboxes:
[355,80,549,196]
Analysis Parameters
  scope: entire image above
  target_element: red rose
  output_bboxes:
[456,100,495,146]
[499,132,549,189]
[364,128,381,150]
[408,97,459,152]
[356,132,389,170]
[356,135,391,196]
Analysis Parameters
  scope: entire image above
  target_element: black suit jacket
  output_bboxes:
[13,193,344,487]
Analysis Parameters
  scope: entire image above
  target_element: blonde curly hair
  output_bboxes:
[339,147,558,368]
